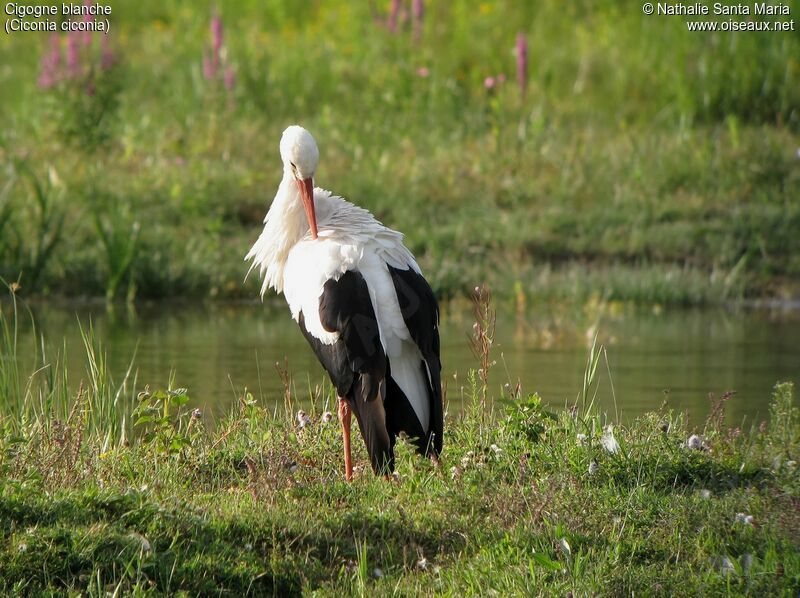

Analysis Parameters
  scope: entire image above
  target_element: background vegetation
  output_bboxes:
[0,1,798,304]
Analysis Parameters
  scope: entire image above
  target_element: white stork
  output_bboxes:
[245,125,443,480]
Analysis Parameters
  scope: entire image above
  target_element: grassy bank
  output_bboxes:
[1,295,798,594]
[1,1,798,304]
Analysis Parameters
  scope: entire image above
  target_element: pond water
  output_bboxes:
[11,300,800,426]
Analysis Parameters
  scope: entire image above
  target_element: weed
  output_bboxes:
[5,160,65,292]
[132,383,196,456]
[38,26,123,150]
[468,284,496,409]
[92,201,140,302]
[768,381,798,453]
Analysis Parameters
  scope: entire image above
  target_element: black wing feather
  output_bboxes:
[387,266,444,456]
[297,266,444,473]
[298,270,387,400]
[297,270,393,473]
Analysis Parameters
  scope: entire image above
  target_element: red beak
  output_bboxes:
[295,176,318,239]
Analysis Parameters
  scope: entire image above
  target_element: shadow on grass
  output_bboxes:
[0,481,470,595]
[603,451,772,495]
[0,484,300,595]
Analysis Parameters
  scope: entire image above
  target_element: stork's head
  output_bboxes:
[280,125,319,239]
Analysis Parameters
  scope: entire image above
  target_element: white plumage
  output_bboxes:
[245,128,431,433]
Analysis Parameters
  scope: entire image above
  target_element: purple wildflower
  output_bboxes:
[416,66,430,78]
[211,13,223,56]
[484,76,495,90]
[203,12,224,81]
[412,0,424,39]
[81,0,94,46]
[516,33,528,96]
[388,0,400,32]
[497,73,506,83]
[37,34,62,89]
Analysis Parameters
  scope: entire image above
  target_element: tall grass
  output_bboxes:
[92,202,141,302]
[0,285,136,447]
[0,286,23,417]
[2,160,65,292]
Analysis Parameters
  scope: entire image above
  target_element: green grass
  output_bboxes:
[0,1,798,304]
[0,294,798,595]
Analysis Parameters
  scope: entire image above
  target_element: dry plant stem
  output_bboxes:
[275,359,293,415]
[469,284,496,414]
[706,390,736,435]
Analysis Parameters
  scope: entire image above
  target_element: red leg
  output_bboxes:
[338,397,353,481]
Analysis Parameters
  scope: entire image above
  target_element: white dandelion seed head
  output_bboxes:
[718,556,736,574]
[700,489,712,500]
[576,433,588,445]
[321,411,333,423]
[735,513,754,526]
[296,410,311,428]
[687,434,703,450]
[417,557,429,570]
[128,532,151,552]
[600,428,620,454]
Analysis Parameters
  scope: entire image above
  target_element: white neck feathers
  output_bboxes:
[245,174,310,295]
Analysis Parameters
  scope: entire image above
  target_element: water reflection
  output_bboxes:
[10,299,800,425]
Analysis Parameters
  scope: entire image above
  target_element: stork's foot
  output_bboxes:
[338,397,353,482]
